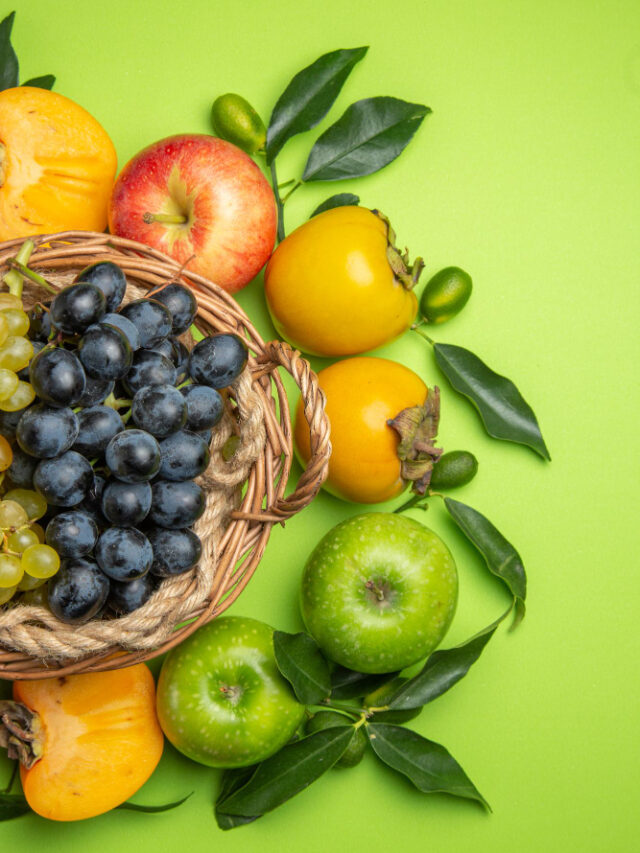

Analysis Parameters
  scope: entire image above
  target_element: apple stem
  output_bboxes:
[143,212,188,225]
[365,580,386,601]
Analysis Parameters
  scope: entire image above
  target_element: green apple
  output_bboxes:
[156,616,305,768]
[300,513,458,673]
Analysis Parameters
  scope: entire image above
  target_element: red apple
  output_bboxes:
[108,134,276,293]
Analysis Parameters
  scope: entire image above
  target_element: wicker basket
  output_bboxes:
[0,232,331,681]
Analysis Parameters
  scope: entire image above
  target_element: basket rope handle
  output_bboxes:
[253,340,331,520]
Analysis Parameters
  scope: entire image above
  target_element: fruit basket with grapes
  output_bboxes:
[0,232,330,679]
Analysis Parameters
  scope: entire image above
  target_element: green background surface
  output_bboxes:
[2,0,639,850]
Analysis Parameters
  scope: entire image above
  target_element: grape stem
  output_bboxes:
[2,240,35,297]
[7,259,57,295]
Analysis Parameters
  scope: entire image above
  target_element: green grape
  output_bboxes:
[21,544,60,579]
[1,308,30,337]
[0,380,35,412]
[4,489,48,521]
[17,572,47,591]
[20,584,48,607]
[0,499,30,529]
[31,522,45,543]
[0,368,19,402]
[0,316,10,351]
[0,336,33,371]
[0,294,23,311]
[7,527,40,553]
[0,553,23,587]
[0,583,18,604]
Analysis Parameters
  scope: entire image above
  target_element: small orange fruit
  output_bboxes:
[295,357,440,504]
[0,87,117,240]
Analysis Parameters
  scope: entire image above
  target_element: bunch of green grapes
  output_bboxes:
[0,489,59,605]
[0,292,36,412]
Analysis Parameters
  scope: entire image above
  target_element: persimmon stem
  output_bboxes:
[143,212,188,225]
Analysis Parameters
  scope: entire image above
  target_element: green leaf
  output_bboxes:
[303,97,430,182]
[215,767,261,830]
[330,665,400,700]
[311,193,360,217]
[219,726,353,818]
[116,793,192,813]
[21,74,55,90]
[266,46,368,164]
[0,12,19,91]
[444,497,526,625]
[368,723,490,810]
[0,792,30,822]
[273,630,331,705]
[432,342,550,460]
[386,617,503,711]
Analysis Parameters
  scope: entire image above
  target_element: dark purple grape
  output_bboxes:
[45,510,99,558]
[78,325,132,380]
[147,527,202,577]
[131,384,186,437]
[158,430,210,481]
[72,405,124,457]
[76,261,127,312]
[109,574,157,614]
[119,299,172,348]
[48,558,110,624]
[76,474,107,529]
[50,283,106,334]
[148,283,197,335]
[0,406,32,438]
[33,451,93,506]
[149,480,205,528]
[146,337,179,363]
[122,350,176,396]
[105,429,161,483]
[173,339,190,384]
[181,384,224,432]
[27,303,52,342]
[17,340,45,380]
[17,404,79,458]
[188,334,248,389]
[29,347,86,407]
[7,444,38,487]
[99,313,140,350]
[95,527,153,581]
[101,480,151,526]
[76,375,114,407]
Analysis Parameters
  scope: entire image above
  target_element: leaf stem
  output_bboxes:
[393,491,434,514]
[319,699,364,719]
[270,161,286,244]
[3,762,19,794]
[277,178,296,189]
[281,180,302,204]
[412,326,434,345]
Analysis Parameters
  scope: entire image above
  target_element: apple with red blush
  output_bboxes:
[108,134,276,294]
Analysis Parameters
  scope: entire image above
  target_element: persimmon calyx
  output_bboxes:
[372,209,425,291]
[387,386,443,495]
[0,700,43,769]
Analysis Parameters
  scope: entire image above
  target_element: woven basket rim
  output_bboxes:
[0,231,331,679]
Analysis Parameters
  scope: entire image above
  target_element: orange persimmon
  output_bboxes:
[0,87,117,241]
[4,664,163,821]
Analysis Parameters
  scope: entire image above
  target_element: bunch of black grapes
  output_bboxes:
[1,262,248,623]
